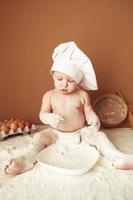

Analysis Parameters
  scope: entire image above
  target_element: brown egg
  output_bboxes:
[18,122,25,130]
[20,120,26,126]
[14,118,21,123]
[0,124,9,133]
[6,122,11,128]
[10,122,18,131]
[25,121,32,128]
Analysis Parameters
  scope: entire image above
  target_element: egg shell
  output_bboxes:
[25,121,32,128]
[14,118,21,123]
[10,122,18,131]
[18,122,25,130]
[0,124,9,133]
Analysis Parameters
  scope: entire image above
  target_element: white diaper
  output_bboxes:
[44,128,81,145]
[43,127,97,145]
[56,129,81,144]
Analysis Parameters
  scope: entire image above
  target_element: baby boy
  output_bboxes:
[2,41,133,175]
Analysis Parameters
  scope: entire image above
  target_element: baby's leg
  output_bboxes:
[1,155,36,176]
[112,153,133,170]
[1,128,56,175]
[81,128,118,157]
[81,129,133,170]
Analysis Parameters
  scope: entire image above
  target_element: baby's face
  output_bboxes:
[52,71,77,95]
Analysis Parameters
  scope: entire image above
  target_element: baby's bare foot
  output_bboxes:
[1,156,35,175]
[112,154,133,170]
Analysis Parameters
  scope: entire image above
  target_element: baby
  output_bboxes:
[2,41,133,175]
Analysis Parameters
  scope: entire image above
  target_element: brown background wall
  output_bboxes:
[0,0,133,124]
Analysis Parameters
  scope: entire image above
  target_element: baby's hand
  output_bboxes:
[87,111,101,132]
[48,113,64,128]
[39,112,64,128]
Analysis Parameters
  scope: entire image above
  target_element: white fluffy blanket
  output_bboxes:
[0,126,133,200]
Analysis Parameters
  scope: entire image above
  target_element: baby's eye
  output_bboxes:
[69,80,75,83]
[57,78,63,81]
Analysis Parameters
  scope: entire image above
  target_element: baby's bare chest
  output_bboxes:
[51,95,84,112]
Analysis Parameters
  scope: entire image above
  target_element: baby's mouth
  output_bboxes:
[61,89,68,94]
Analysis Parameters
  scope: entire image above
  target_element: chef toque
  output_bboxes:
[51,41,98,90]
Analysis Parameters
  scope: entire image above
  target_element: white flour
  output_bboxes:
[0,126,133,200]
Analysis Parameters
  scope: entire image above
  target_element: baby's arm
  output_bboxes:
[83,91,101,131]
[39,91,64,128]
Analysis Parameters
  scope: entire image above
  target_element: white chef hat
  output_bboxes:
[51,41,98,90]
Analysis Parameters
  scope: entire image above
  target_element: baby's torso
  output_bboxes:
[50,90,86,132]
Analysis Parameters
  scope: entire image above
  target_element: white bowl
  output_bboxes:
[36,143,99,176]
